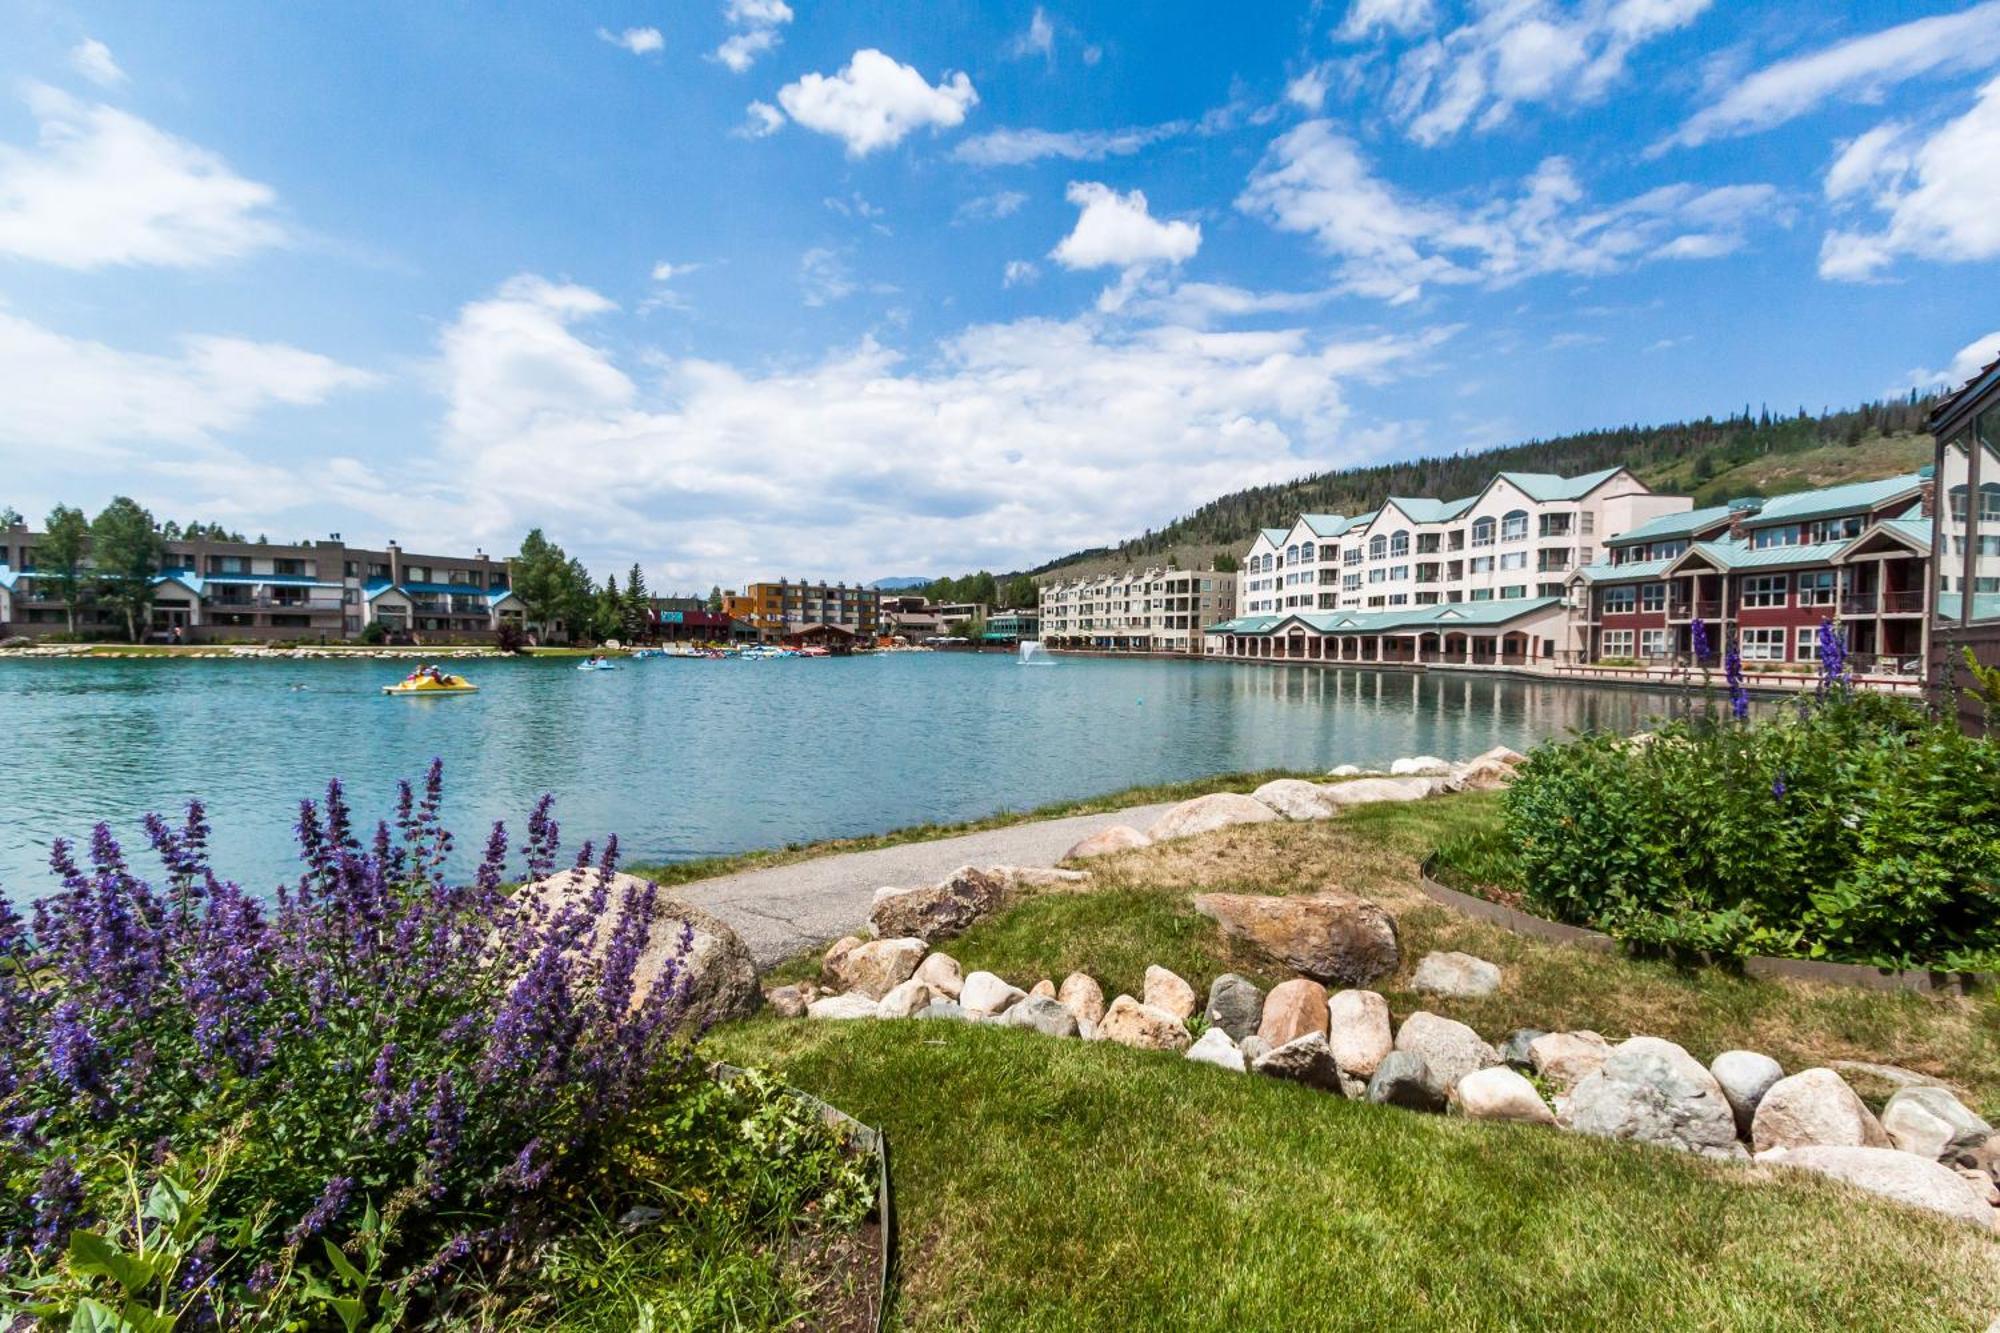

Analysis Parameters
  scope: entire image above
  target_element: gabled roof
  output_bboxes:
[1834,517,1932,560]
[1298,513,1355,538]
[1493,466,1627,503]
[1739,474,1924,529]
[1205,597,1562,635]
[1259,528,1290,547]
[1375,495,1475,526]
[1672,538,1852,573]
[1570,557,1674,584]
[1604,504,1734,547]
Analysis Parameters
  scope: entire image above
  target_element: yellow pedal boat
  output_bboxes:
[382,671,479,696]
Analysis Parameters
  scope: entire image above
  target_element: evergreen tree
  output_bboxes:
[622,563,651,641]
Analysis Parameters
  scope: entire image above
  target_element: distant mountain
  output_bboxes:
[870,576,932,590]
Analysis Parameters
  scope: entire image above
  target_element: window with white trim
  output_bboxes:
[1470,555,1494,574]
[1369,534,1387,559]
[1499,585,1526,599]
[1741,574,1789,608]
[1601,629,1634,657]
[1797,570,1835,606]
[1388,565,1410,581]
[1499,551,1527,571]
[1640,628,1669,657]
[1389,531,1410,558]
[1301,542,1315,563]
[1602,585,1636,613]
[1640,583,1666,613]
[1471,516,1496,547]
[1740,627,1787,660]
[1500,510,1528,542]
[1368,568,1387,583]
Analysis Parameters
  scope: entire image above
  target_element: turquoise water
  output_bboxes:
[0,653,1688,897]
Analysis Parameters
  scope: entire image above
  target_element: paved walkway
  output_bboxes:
[678,803,1178,967]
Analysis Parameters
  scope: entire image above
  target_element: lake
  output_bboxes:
[0,652,1690,897]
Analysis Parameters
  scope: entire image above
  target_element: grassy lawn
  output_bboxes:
[705,789,1999,1328]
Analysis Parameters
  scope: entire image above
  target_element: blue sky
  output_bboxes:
[1,0,1997,588]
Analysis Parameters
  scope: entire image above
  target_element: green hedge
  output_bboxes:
[1500,692,2000,972]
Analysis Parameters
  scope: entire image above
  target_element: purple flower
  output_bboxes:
[1772,774,1787,797]
[1724,633,1748,722]
[286,1175,354,1248]
[28,1157,84,1254]
[1690,616,1711,665]
[1815,618,1849,695]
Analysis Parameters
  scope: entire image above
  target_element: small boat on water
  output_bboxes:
[576,656,619,671]
[382,666,478,696]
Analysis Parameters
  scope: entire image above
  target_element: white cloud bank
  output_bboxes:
[1238,119,1778,304]
[69,38,126,88]
[1900,328,2000,394]
[774,50,978,156]
[0,85,284,269]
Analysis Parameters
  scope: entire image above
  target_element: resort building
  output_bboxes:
[722,580,882,640]
[1038,567,1236,654]
[0,526,523,643]
[1928,352,2000,732]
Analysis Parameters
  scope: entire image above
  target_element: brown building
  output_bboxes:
[1929,353,2000,733]
[722,580,882,640]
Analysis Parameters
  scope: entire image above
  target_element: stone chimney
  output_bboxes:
[1920,476,1937,518]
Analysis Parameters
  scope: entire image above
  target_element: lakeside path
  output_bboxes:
[677,802,1180,968]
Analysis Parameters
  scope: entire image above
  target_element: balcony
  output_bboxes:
[1667,598,1723,622]
[1845,589,1925,615]
[207,594,344,613]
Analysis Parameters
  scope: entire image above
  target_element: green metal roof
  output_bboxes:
[1604,504,1733,546]
[1258,528,1290,547]
[1683,538,1852,571]
[1378,495,1475,524]
[1571,557,1674,584]
[1299,513,1356,537]
[1205,597,1562,636]
[1739,474,1923,529]
[1876,517,1932,548]
[1494,466,1625,502]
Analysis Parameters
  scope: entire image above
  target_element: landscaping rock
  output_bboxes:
[1097,995,1191,1052]
[917,1000,970,1022]
[1186,1026,1247,1072]
[1192,892,1400,986]
[1474,745,1527,768]
[1410,950,1503,998]
[1710,1050,1784,1139]
[1751,1069,1890,1153]
[820,935,862,987]
[1757,1145,1996,1228]
[1500,1029,1546,1072]
[1251,778,1339,820]
[1450,759,1517,792]
[989,865,1092,890]
[1317,777,1433,807]
[1325,989,1393,1079]
[807,993,881,1021]
[914,951,964,1000]
[1000,994,1080,1038]
[519,869,761,1024]
[1367,1050,1447,1112]
[1528,1031,1614,1096]
[872,884,914,905]
[831,937,928,1000]
[1394,1011,1499,1093]
[1389,755,1452,776]
[1257,978,1331,1048]
[877,979,933,1019]
[1456,1066,1556,1125]
[1238,1035,1271,1065]
[960,971,1028,1016]
[1063,825,1152,860]
[1030,978,1056,999]
[1143,965,1198,1020]
[1147,792,1280,841]
[1827,1060,1945,1089]
[869,866,1007,943]
[764,982,818,1018]
[1058,972,1106,1026]
[1253,1032,1344,1093]
[1326,763,1368,777]
[1560,1037,1744,1159]
[1204,973,1264,1043]
[1881,1086,1994,1162]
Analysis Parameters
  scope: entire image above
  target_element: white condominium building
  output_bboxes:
[1038,567,1235,654]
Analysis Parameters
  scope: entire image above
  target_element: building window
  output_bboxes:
[1389,531,1410,558]
[1471,517,1496,547]
[1344,545,1361,566]
[1369,534,1387,559]
[1640,583,1666,613]
[1417,532,1441,554]
[1500,510,1528,542]
[1469,588,1493,601]
[1601,629,1634,657]
[1388,593,1408,605]
[1368,568,1387,583]
[1539,513,1573,538]
[1640,628,1669,658]
[1499,584,1526,599]
[1751,526,1802,550]
[1741,574,1789,608]
[1388,565,1409,581]
[1301,542,1315,563]
[1581,512,1596,535]
[1603,586,1637,613]
[1499,551,1527,571]
[1798,570,1836,606]
[1740,627,1788,660]
[1286,545,1298,565]
[1470,555,1494,574]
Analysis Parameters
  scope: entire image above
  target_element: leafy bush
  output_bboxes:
[0,766,868,1329]
[358,621,387,645]
[1502,690,2000,970]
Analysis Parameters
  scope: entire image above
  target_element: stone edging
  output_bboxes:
[1415,856,1993,997]
[714,1063,897,1332]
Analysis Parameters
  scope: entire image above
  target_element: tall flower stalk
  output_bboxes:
[1724,631,1748,722]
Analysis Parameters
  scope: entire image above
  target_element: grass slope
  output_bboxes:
[1649,433,1935,507]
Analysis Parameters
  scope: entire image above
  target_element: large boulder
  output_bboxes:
[1143,965,1198,1021]
[1389,756,1452,776]
[1147,792,1280,841]
[1528,1031,1614,1097]
[1257,978,1330,1048]
[1318,777,1433,808]
[1751,1069,1891,1153]
[1192,892,1400,986]
[1394,1011,1499,1093]
[988,865,1091,891]
[1881,1086,1994,1162]
[1366,1050,1447,1112]
[1710,1050,1784,1139]
[1250,779,1339,821]
[1456,1066,1556,1126]
[1252,1032,1344,1093]
[1325,989,1394,1080]
[1204,973,1264,1043]
[1474,745,1527,768]
[1757,1146,1996,1228]
[1058,972,1106,1026]
[877,979,934,1019]
[820,935,862,988]
[1063,825,1151,860]
[763,982,818,1018]
[830,937,927,1000]
[999,994,1080,1038]
[1560,1036,1744,1159]
[1500,1029,1547,1072]
[960,971,1028,1016]
[1098,995,1191,1052]
[1448,759,1517,792]
[868,866,1007,942]
[1410,951,1503,998]
[807,993,882,1021]
[1185,1026,1247,1073]
[517,869,760,1024]
[914,951,965,1000]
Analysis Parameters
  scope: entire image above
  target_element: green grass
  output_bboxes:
[1643,433,1934,508]
[712,1019,2000,1331]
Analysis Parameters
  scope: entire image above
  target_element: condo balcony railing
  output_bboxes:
[206,594,345,612]
[1667,598,1723,621]
[1838,590,1925,615]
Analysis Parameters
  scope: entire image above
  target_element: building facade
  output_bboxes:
[1929,353,2000,732]
[1038,567,1236,654]
[721,580,882,640]
[0,525,523,643]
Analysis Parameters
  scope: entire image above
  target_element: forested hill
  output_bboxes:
[1029,393,1938,578]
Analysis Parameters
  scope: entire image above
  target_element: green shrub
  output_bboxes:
[1502,691,2000,970]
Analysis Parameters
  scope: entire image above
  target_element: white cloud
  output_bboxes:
[775,50,978,156]
[953,121,1183,165]
[1286,65,1334,113]
[1819,76,2000,281]
[1381,0,1710,145]
[1002,259,1038,286]
[712,0,791,71]
[651,260,703,282]
[799,247,857,306]
[1008,8,1056,61]
[0,85,284,269]
[69,38,126,88]
[738,100,786,138]
[956,190,1028,222]
[428,274,1451,581]
[1238,119,1777,304]
[1663,1,2000,151]
[1050,181,1200,271]
[597,26,664,55]
[1122,281,1338,327]
[1901,329,2000,393]
[1339,0,1437,41]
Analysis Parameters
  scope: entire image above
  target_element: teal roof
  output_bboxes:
[1876,517,1933,550]
[1299,513,1355,537]
[1205,597,1562,636]
[1258,528,1290,548]
[1684,538,1852,571]
[1495,466,1625,502]
[1572,557,1674,584]
[1604,504,1733,547]
[1740,474,1923,529]
[1379,495,1475,524]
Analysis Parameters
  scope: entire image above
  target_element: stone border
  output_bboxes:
[714,1063,897,1332]
[1416,856,1993,997]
